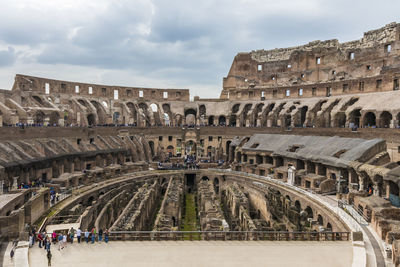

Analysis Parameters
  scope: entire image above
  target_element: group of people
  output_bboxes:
[29,226,110,266]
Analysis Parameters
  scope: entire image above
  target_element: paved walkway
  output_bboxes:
[29,241,353,267]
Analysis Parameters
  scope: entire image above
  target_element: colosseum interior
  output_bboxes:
[2,22,400,267]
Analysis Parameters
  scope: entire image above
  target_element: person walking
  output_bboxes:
[98,228,103,242]
[47,250,52,266]
[84,229,89,243]
[104,229,109,243]
[76,228,82,243]
[58,233,63,250]
[37,232,43,248]
[29,234,33,247]
[69,227,75,244]
[62,233,67,248]
[43,236,48,250]
[51,231,57,244]
[45,238,51,252]
[91,227,96,243]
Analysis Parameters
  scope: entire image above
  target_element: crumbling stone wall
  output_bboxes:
[153,176,184,231]
[197,180,226,231]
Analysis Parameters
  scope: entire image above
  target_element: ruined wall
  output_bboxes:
[222,22,400,101]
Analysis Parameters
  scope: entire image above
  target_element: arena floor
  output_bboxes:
[28,241,353,267]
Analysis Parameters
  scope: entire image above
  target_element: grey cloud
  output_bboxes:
[0,47,17,67]
[0,0,400,97]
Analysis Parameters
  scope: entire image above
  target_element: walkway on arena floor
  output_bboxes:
[29,241,353,267]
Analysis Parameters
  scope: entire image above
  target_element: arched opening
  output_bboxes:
[138,103,150,126]
[87,114,96,126]
[201,176,209,181]
[199,105,206,123]
[236,151,242,163]
[208,116,215,126]
[87,196,95,206]
[49,111,60,125]
[34,111,45,124]
[175,114,182,126]
[185,109,197,126]
[213,178,219,194]
[78,99,87,107]
[334,112,346,127]
[113,112,120,124]
[349,109,361,127]
[127,102,137,124]
[363,112,376,127]
[207,146,212,157]
[166,145,174,157]
[229,115,237,126]
[305,206,314,219]
[294,201,301,213]
[149,141,155,157]
[90,101,107,124]
[218,116,226,126]
[164,113,170,126]
[284,115,291,127]
[326,223,332,230]
[317,214,324,226]
[226,141,231,156]
[232,104,240,114]
[150,103,158,112]
[299,106,308,126]
[379,111,392,128]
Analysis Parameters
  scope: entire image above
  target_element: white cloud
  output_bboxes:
[0,0,398,97]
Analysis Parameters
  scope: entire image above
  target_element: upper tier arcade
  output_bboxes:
[221,22,400,100]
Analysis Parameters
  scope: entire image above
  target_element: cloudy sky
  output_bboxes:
[0,0,398,98]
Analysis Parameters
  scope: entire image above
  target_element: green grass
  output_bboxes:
[182,193,198,231]
[181,193,201,240]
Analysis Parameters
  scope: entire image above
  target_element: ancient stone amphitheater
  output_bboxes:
[2,22,400,267]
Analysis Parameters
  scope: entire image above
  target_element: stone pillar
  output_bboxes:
[373,183,380,197]
[385,181,390,199]
[0,180,3,194]
[359,178,364,192]
[12,177,18,190]
[287,166,296,186]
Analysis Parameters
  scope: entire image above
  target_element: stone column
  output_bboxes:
[373,183,380,197]
[12,177,18,190]
[0,180,3,194]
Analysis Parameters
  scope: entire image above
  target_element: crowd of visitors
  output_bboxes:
[28,226,110,266]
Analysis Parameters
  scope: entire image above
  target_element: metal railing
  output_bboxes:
[338,199,369,226]
[108,231,350,241]
[208,168,363,232]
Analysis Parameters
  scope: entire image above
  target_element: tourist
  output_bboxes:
[104,229,109,243]
[28,234,33,247]
[62,233,67,248]
[69,227,75,244]
[91,227,97,243]
[37,232,43,248]
[47,250,52,266]
[45,237,51,252]
[98,228,103,242]
[76,228,82,243]
[43,235,48,250]
[51,231,57,244]
[32,228,36,245]
[58,233,63,250]
[84,229,89,243]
